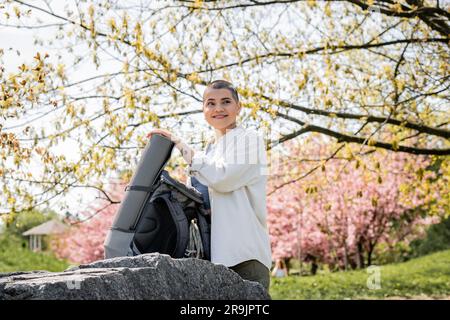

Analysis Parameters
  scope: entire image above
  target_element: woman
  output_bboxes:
[147,80,272,290]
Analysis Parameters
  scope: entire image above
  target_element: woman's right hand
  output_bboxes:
[146,129,180,144]
[147,128,193,164]
[147,128,171,140]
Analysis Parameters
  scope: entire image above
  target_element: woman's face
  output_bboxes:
[203,88,241,131]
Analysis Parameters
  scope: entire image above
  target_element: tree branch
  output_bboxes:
[260,94,450,140]
[346,0,450,37]
[272,122,450,155]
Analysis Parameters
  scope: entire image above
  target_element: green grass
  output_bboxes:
[0,235,70,273]
[269,250,450,300]
[1,232,449,299]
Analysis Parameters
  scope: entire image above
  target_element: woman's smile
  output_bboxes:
[212,114,228,119]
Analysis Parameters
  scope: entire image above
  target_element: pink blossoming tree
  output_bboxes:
[267,138,444,272]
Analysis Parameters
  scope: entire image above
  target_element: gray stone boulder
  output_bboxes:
[0,253,271,300]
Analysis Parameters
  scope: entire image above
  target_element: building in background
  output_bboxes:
[22,220,68,252]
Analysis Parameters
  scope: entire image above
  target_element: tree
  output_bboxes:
[267,137,447,270]
[1,208,57,238]
[0,0,448,214]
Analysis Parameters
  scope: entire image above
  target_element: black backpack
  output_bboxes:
[128,170,211,260]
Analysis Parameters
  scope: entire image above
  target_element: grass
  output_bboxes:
[0,235,70,273]
[269,250,450,300]
[1,232,448,299]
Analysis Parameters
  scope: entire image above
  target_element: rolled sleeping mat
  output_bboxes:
[104,133,175,258]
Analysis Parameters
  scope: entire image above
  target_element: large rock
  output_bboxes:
[0,253,270,300]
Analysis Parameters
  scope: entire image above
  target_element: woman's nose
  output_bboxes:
[215,104,225,111]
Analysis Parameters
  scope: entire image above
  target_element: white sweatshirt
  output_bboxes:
[185,125,272,270]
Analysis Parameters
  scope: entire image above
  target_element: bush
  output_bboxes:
[0,234,69,273]
[409,216,450,258]
[371,241,412,265]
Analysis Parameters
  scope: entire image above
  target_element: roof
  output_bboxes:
[22,219,68,236]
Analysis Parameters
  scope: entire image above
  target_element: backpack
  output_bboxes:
[129,170,211,260]
[104,134,211,261]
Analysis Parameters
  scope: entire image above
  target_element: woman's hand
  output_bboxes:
[147,128,193,164]
[146,129,180,144]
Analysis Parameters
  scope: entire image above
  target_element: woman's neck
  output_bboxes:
[214,122,237,140]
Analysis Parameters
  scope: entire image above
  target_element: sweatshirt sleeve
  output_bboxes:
[188,132,267,193]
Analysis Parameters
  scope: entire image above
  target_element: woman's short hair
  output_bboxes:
[204,79,239,103]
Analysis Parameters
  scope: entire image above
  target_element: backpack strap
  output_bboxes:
[196,213,211,260]
[156,193,189,258]
[161,170,203,203]
[125,185,155,192]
